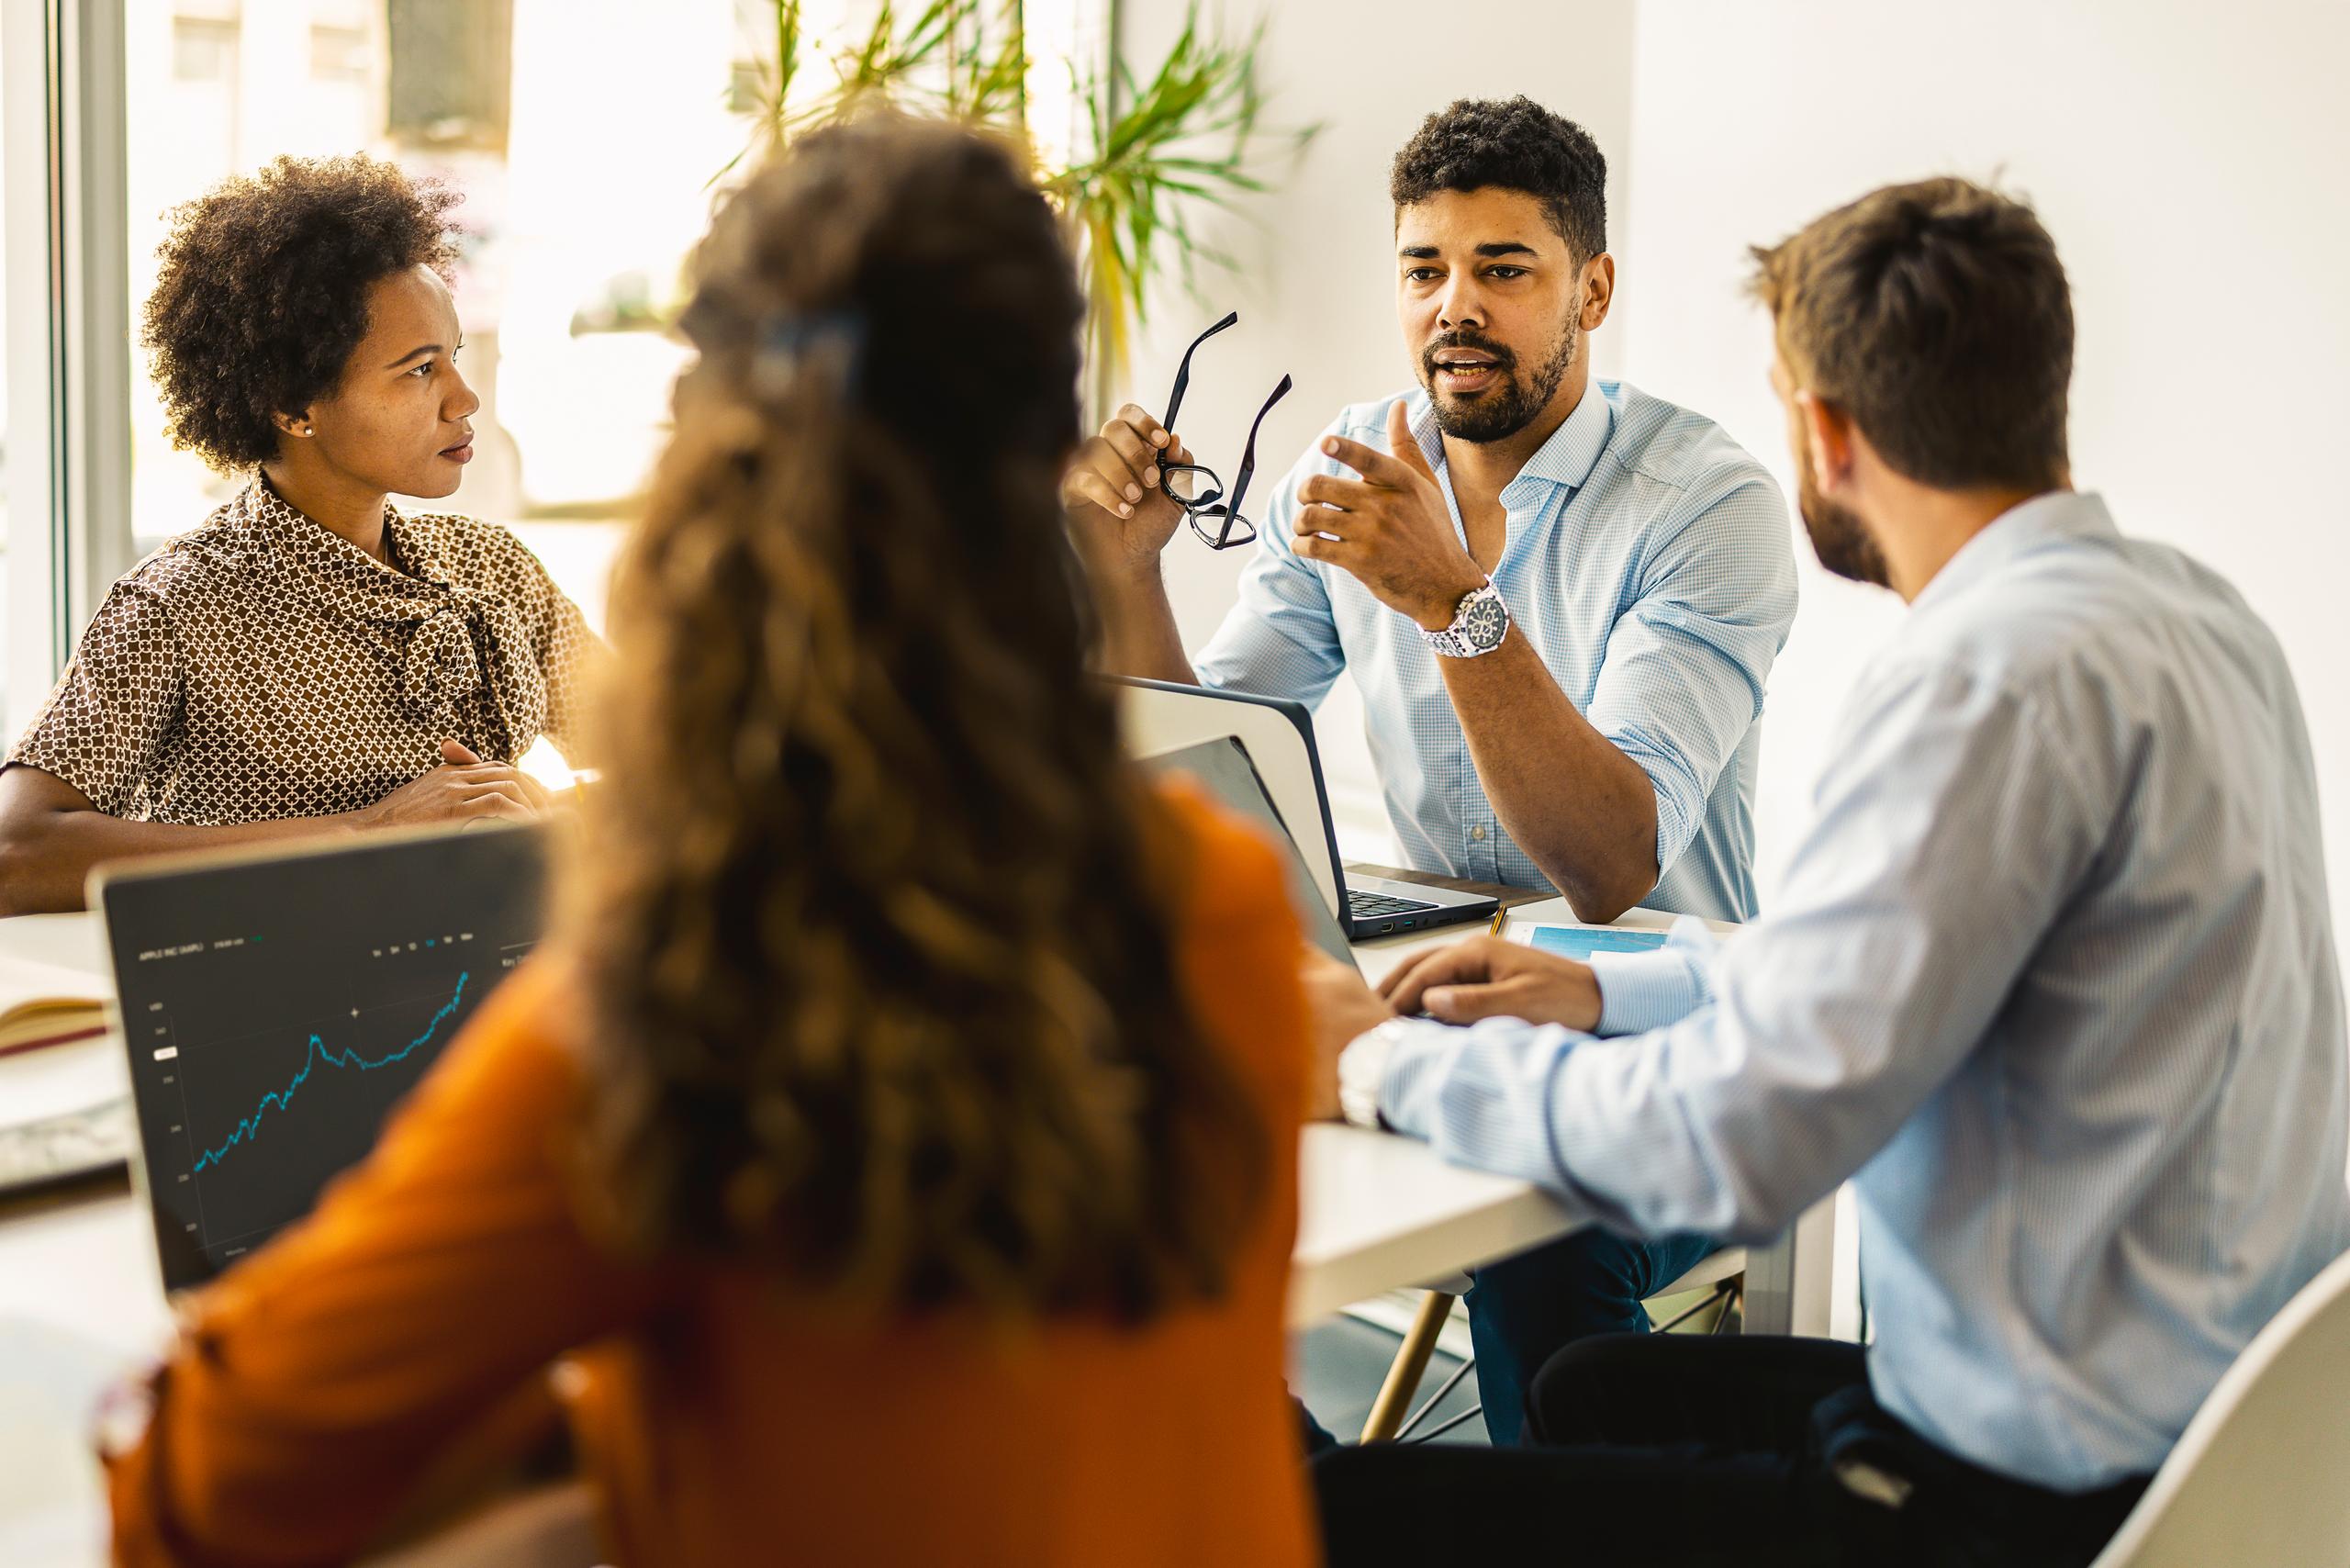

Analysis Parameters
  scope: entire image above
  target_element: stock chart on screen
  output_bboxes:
[101,825,546,1288]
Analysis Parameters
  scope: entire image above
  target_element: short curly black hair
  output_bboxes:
[1390,97,1607,261]
[141,154,461,473]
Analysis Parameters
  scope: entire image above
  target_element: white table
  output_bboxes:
[0,911,1588,1333]
[0,911,108,972]
[0,909,1585,1564]
[0,902,1831,1562]
[1293,1122,1576,1326]
[0,903,1833,1337]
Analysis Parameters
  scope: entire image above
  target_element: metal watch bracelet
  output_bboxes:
[1422,577,1510,658]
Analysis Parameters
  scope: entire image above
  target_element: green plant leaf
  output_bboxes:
[720,0,1319,399]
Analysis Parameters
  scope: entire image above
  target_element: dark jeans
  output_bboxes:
[1466,1228,1723,1444]
[1314,1335,2151,1567]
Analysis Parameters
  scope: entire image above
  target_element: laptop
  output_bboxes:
[1142,736,1356,964]
[1114,677,1498,940]
[93,823,548,1294]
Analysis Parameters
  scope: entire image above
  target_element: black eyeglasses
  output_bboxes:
[1158,311,1292,551]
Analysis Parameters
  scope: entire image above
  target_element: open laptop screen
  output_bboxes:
[97,824,547,1292]
[1144,736,1354,964]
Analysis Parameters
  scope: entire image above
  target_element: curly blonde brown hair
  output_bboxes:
[564,117,1265,1320]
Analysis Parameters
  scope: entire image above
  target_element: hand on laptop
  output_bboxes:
[1380,935,1602,1032]
[1301,949,1394,1121]
[1061,403,1196,579]
[1294,400,1487,632]
[356,739,551,830]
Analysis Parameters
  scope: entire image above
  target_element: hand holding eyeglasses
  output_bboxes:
[1061,311,1292,577]
[1061,400,1195,578]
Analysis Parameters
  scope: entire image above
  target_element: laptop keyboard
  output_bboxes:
[1348,889,1441,919]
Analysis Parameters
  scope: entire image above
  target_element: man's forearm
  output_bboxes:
[0,809,360,915]
[1084,562,1196,686]
[1438,635,1659,920]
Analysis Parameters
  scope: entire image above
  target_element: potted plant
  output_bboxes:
[724,1,1315,416]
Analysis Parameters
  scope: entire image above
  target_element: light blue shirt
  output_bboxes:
[1373,492,2350,1489]
[1194,380,1797,921]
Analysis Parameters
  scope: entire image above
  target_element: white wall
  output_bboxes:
[1617,0,2350,946]
[1111,0,1638,857]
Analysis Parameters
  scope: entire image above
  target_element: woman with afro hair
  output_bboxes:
[0,154,597,913]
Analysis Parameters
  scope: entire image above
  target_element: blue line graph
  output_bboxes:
[190,972,472,1173]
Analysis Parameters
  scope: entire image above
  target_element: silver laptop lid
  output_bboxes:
[1141,736,1354,964]
[1112,677,1349,920]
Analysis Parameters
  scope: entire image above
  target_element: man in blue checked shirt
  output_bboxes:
[1064,97,1796,1449]
[1302,177,2349,1568]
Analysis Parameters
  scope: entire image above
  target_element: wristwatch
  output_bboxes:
[1337,1017,1414,1130]
[1421,577,1511,658]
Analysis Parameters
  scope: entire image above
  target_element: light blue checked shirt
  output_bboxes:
[1194,380,1796,921]
[1370,491,2350,1489]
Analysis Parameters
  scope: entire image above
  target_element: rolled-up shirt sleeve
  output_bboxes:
[7,581,184,815]
[1586,473,1796,876]
[1193,431,1347,708]
[1376,657,2097,1242]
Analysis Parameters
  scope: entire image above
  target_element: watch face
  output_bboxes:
[1463,593,1507,649]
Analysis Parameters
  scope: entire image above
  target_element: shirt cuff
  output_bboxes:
[1336,1022,1400,1129]
[1589,945,1708,1036]
[1606,734,1703,880]
[1363,1017,1466,1141]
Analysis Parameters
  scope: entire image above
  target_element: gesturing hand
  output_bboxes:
[1378,935,1603,1032]
[1061,403,1197,580]
[1294,399,1486,631]
[358,738,552,830]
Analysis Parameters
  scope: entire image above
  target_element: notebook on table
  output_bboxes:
[0,953,109,1058]
[0,943,125,1193]
[0,1042,135,1193]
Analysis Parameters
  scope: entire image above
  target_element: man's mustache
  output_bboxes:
[1422,332,1519,375]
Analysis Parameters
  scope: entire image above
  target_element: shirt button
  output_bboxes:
[1471,824,1487,841]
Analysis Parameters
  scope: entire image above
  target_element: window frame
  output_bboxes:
[6,2,1130,736]
[4,0,132,738]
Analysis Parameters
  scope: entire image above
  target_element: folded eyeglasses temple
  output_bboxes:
[1219,374,1293,526]
[1162,311,1239,437]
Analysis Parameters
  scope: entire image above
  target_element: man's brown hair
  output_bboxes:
[1749,177,2074,493]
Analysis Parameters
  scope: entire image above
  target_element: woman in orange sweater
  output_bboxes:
[106,118,1318,1568]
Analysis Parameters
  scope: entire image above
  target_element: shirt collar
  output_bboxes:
[1909,489,2121,615]
[238,479,455,590]
[1405,378,1616,505]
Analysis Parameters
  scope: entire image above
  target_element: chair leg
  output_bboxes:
[1359,1271,1747,1450]
[1360,1291,1456,1443]
[1653,1274,1742,1335]
[1709,1273,1744,1335]
[1406,1403,1486,1445]
[1395,1352,1477,1441]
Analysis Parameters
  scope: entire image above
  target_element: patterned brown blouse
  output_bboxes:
[7,481,597,825]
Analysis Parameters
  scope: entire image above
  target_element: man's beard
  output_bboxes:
[1420,322,1576,444]
[1795,445,1891,588]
